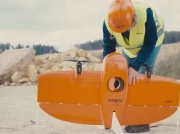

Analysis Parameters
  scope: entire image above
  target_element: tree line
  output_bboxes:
[0,43,59,55]
[75,31,180,50]
[1,31,180,54]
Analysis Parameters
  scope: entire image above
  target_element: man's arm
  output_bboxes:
[129,8,158,71]
[102,21,116,58]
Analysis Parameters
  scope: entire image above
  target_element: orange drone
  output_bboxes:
[37,52,180,129]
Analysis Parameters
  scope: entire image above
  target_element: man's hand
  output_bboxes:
[128,67,139,85]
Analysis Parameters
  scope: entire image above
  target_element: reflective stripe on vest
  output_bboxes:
[105,2,164,58]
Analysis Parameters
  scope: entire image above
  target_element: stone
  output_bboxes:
[76,57,87,61]
[66,48,79,56]
[85,52,102,62]
[51,65,61,71]
[93,63,102,71]
[21,81,32,86]
[11,71,25,83]
[40,61,55,70]
[48,53,61,62]
[34,54,49,66]
[3,82,11,86]
[62,62,76,69]
[28,65,38,82]
[10,83,16,86]
[77,49,86,57]
[1,48,103,86]
[61,65,74,71]
[0,48,35,84]
[37,68,51,74]
[19,78,30,83]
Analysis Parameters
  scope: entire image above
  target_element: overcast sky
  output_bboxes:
[0,0,180,51]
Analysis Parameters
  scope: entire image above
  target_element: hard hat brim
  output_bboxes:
[109,22,130,33]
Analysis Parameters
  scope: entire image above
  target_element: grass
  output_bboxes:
[154,42,180,79]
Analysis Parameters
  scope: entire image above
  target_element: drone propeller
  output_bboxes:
[63,59,92,63]
[63,59,92,76]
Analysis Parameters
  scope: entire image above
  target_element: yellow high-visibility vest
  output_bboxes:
[105,2,164,58]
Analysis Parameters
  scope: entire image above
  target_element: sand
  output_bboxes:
[0,86,179,134]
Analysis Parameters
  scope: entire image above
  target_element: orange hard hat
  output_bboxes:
[108,0,134,33]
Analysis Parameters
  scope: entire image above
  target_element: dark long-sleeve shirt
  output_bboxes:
[103,8,158,71]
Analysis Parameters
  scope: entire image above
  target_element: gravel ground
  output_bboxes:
[0,86,179,134]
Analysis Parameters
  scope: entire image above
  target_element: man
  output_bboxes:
[103,0,164,133]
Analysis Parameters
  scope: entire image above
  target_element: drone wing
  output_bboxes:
[127,75,180,106]
[118,75,180,125]
[38,71,103,125]
[38,71,101,104]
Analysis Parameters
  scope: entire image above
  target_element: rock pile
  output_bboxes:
[0,48,102,86]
